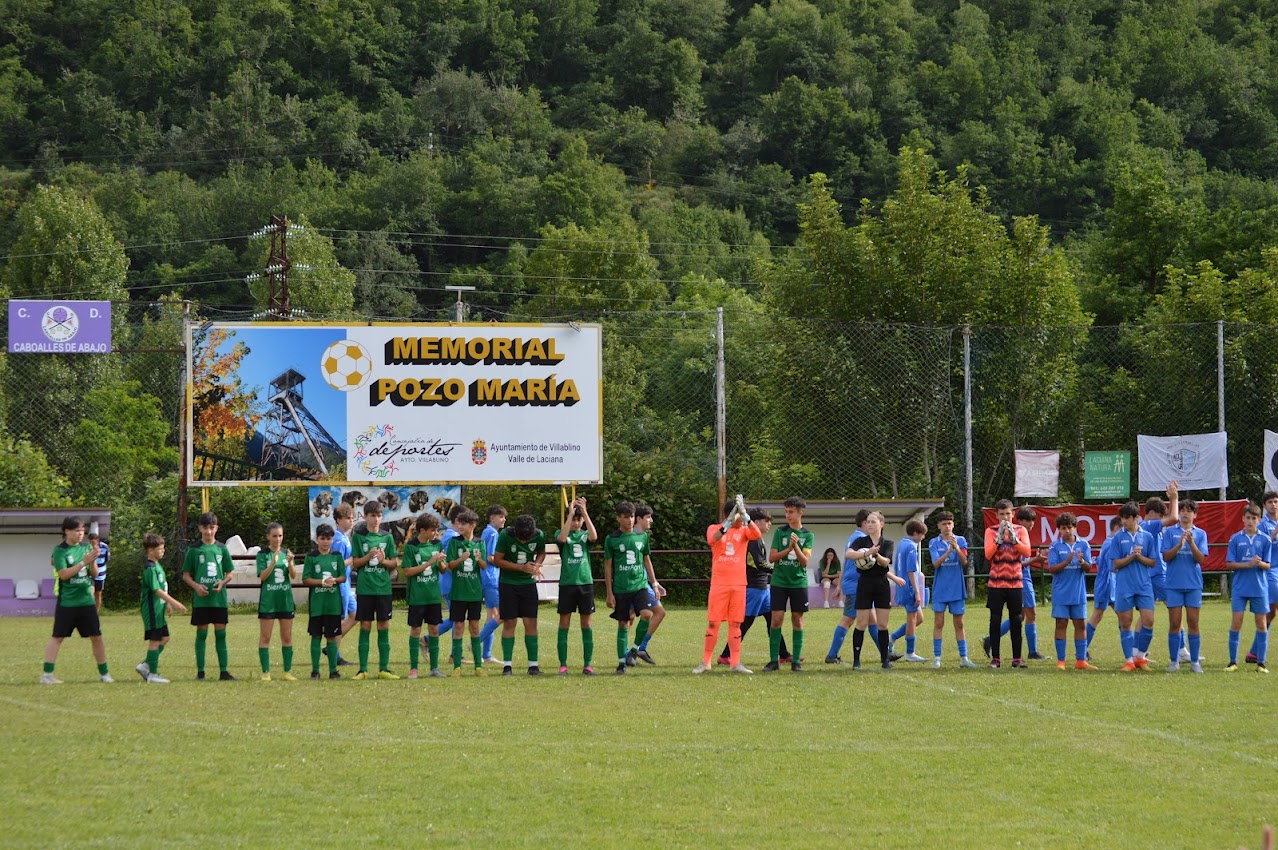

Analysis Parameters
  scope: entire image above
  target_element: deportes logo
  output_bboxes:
[471,440,488,465]
[41,305,79,343]
[1170,449,1198,475]
[320,340,374,391]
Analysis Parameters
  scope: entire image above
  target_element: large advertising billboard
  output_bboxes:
[189,322,602,485]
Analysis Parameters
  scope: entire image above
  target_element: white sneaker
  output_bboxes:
[147,674,170,684]
[823,601,830,608]
[1166,662,1180,673]
[931,658,942,669]
[482,656,497,665]
[691,663,711,674]
[1178,647,1192,663]
[959,657,978,668]
[135,662,150,681]
[1191,662,1204,674]
[100,674,115,683]
[904,653,927,662]
[730,663,753,674]
[40,673,62,684]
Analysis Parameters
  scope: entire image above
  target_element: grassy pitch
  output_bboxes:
[1,603,1274,848]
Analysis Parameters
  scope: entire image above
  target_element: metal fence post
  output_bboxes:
[964,324,975,599]
[715,307,727,519]
[1218,319,1226,500]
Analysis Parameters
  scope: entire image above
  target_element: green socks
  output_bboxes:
[311,637,322,672]
[452,636,463,669]
[427,635,440,670]
[214,629,228,673]
[282,646,293,672]
[146,648,160,674]
[358,630,371,672]
[793,629,804,663]
[582,627,593,668]
[377,630,390,672]
[471,637,483,668]
[259,647,271,673]
[326,640,339,675]
[769,627,782,663]
[98,662,109,676]
[617,627,629,662]
[635,618,649,647]
[558,627,569,666]
[43,661,54,674]
[524,634,538,665]
[409,635,421,670]
[502,636,515,665]
[195,629,208,674]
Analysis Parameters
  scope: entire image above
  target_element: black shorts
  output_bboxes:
[449,599,483,622]
[143,626,170,642]
[557,584,596,616]
[190,606,229,627]
[308,614,342,639]
[855,575,892,610]
[93,578,105,592]
[52,605,101,638]
[408,603,443,628]
[770,586,809,614]
[356,595,393,622]
[258,611,295,620]
[500,583,540,620]
[610,589,652,621]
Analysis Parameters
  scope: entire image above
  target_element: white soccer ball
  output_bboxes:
[320,340,374,392]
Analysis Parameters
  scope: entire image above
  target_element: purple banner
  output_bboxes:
[8,300,112,353]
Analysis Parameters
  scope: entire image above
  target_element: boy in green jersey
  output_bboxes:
[402,514,447,678]
[135,532,187,684]
[625,503,663,666]
[604,502,663,675]
[41,516,112,684]
[302,524,346,679]
[556,497,599,674]
[350,500,400,679]
[256,522,297,681]
[181,511,237,681]
[765,496,814,672]
[444,508,488,676]
[493,513,548,675]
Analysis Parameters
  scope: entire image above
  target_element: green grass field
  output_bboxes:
[2,603,1275,848]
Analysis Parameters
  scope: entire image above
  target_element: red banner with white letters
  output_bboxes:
[981,500,1247,572]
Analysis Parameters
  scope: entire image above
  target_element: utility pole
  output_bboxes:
[445,285,476,322]
[247,216,307,319]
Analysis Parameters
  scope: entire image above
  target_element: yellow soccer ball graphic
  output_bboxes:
[320,340,373,392]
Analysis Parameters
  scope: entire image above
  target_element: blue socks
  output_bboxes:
[999,619,1011,637]
[438,618,454,636]
[1026,623,1038,655]
[1257,630,1270,665]
[1136,626,1153,654]
[1188,633,1201,663]
[828,625,849,659]
[480,618,499,658]
[1229,630,1241,664]
[957,639,968,659]
[1120,628,1135,660]
[1074,638,1087,661]
[1055,637,1066,662]
[933,637,942,658]
[1085,622,1096,647]
[891,624,907,643]
[1168,631,1181,664]
[905,636,916,654]
[638,632,653,651]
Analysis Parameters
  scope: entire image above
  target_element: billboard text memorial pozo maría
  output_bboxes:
[188,322,602,485]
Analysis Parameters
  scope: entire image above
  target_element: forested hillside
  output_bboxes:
[4,0,1278,598]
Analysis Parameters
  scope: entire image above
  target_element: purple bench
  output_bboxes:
[0,577,58,616]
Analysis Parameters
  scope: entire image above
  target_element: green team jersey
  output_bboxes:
[403,539,444,605]
[52,541,95,607]
[496,529,546,586]
[558,529,593,586]
[303,551,345,617]
[446,537,485,602]
[770,525,815,589]
[351,530,397,596]
[183,541,233,609]
[256,549,295,615]
[141,559,168,630]
[604,530,651,595]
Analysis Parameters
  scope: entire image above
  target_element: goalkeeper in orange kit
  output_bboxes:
[694,495,761,674]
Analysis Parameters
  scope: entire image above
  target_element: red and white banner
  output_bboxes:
[981,500,1247,572]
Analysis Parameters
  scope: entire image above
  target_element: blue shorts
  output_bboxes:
[842,596,857,618]
[1022,580,1036,609]
[1165,588,1202,609]
[1115,591,1154,613]
[1051,602,1087,620]
[339,583,357,616]
[902,587,929,613]
[1233,594,1269,615]
[744,587,771,618]
[1150,570,1167,603]
[1266,571,1278,602]
[483,585,500,609]
[648,586,663,608]
[932,598,965,616]
[1092,575,1115,611]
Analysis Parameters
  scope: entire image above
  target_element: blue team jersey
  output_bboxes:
[481,523,501,589]
[1139,518,1169,575]
[928,535,968,604]
[1227,531,1271,597]
[1161,525,1207,591]
[1111,528,1155,596]
[332,528,353,601]
[1094,538,1114,584]
[841,530,866,596]
[895,537,920,605]
[1047,538,1091,606]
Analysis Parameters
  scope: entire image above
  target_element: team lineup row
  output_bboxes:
[35,487,1278,683]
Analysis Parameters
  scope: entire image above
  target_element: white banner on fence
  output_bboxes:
[191,322,603,485]
[1264,429,1278,494]
[1014,450,1060,497]
[1137,431,1228,492]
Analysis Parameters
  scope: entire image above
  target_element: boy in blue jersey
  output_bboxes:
[888,520,928,662]
[986,506,1047,660]
[1161,498,1208,673]
[1225,503,1271,672]
[1046,514,1096,670]
[1112,502,1157,671]
[824,510,879,664]
[434,504,465,657]
[1086,516,1122,660]
[928,511,976,668]
[1248,490,1278,663]
[479,505,507,663]
[1140,482,1180,660]
[332,504,358,666]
